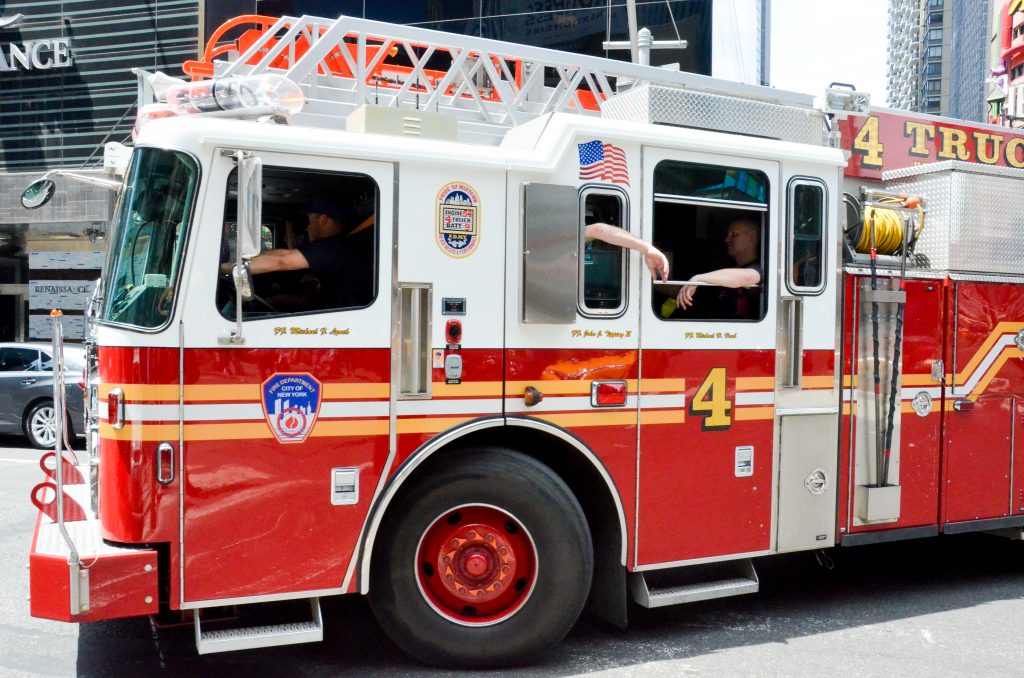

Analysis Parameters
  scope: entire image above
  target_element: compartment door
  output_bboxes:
[775,177,839,553]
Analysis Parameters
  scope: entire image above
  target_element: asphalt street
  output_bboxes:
[2,433,1024,677]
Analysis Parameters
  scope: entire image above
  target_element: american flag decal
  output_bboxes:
[578,140,630,186]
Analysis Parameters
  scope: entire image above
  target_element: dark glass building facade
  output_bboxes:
[206,1,713,77]
[0,1,199,172]
[0,1,199,341]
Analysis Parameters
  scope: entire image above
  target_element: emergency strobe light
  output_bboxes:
[134,74,306,138]
[166,74,305,118]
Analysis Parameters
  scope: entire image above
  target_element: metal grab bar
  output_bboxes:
[50,311,83,595]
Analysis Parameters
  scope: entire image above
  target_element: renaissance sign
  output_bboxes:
[0,40,72,71]
[0,14,73,72]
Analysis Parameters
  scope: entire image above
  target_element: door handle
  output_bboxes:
[156,442,175,485]
[21,378,36,385]
[780,297,803,388]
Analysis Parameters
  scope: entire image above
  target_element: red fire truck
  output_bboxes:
[24,13,1024,668]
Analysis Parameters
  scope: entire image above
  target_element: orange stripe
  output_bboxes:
[955,321,1024,386]
[734,406,774,421]
[969,346,1023,398]
[99,384,178,401]
[537,411,638,428]
[100,419,391,441]
[505,380,640,396]
[432,381,503,398]
[639,409,685,425]
[99,422,180,441]
[845,374,935,388]
[101,382,389,402]
[640,378,686,393]
[736,377,774,391]
[396,416,474,434]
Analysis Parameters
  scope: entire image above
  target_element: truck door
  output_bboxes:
[773,176,839,552]
[636,149,779,566]
[505,177,642,545]
[178,150,393,605]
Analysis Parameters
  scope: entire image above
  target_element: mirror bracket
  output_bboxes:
[219,149,263,346]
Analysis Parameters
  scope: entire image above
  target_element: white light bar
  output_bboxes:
[165,75,304,119]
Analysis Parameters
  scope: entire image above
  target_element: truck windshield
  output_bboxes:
[102,147,198,328]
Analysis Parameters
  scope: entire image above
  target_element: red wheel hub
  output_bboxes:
[417,505,536,624]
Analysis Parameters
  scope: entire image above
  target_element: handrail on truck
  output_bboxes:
[49,309,84,611]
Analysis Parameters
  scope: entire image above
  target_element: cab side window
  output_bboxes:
[217,167,379,320]
[580,189,628,316]
[651,160,769,322]
[787,180,826,294]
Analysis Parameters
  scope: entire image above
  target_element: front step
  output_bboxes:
[630,559,759,608]
[194,598,323,654]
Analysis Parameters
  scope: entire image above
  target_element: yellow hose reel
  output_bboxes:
[849,197,925,256]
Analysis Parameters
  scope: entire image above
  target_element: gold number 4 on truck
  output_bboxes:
[852,115,884,169]
[690,367,733,431]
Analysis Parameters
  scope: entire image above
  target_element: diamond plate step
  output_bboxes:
[630,559,759,608]
[195,598,322,654]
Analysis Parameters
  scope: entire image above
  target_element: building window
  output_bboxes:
[927,27,943,43]
[1013,64,1024,80]
[925,97,941,112]
[651,161,769,322]
[927,0,943,8]
[926,45,943,59]
[925,79,942,93]
[925,62,942,77]
[928,12,943,25]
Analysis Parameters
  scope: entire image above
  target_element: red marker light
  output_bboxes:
[591,381,627,407]
[108,388,125,430]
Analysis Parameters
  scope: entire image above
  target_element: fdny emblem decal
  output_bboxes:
[436,181,481,258]
[262,373,322,443]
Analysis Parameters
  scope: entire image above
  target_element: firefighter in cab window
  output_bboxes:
[673,218,762,319]
[219,195,375,316]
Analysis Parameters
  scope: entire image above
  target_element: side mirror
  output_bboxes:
[232,262,254,302]
[21,178,56,209]
[237,154,263,259]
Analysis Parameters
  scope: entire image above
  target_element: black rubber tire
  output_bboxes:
[368,447,593,668]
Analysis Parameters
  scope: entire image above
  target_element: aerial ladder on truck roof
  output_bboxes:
[133,13,852,148]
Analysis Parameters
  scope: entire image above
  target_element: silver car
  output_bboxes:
[0,342,86,449]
